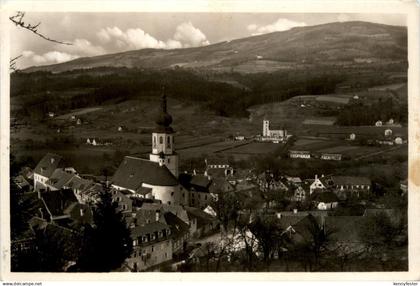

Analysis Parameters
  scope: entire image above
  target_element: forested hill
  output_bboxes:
[23,21,407,74]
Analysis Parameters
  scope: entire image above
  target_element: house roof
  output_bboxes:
[130,222,170,239]
[34,153,63,178]
[190,175,212,189]
[65,175,92,191]
[112,156,178,190]
[41,189,78,217]
[184,206,217,228]
[164,212,190,238]
[332,176,371,186]
[47,169,76,190]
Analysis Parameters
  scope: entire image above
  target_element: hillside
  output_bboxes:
[23,21,407,74]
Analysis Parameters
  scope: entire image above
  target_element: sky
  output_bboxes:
[10,12,406,69]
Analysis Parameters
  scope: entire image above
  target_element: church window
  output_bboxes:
[167,136,171,147]
[153,136,156,148]
[159,136,163,144]
[171,192,174,197]
[168,158,170,163]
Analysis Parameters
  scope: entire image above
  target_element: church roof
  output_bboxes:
[154,92,174,133]
[112,156,179,190]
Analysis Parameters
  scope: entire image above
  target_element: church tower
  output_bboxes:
[149,90,179,177]
[263,119,270,137]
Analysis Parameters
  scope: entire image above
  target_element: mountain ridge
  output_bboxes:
[22,21,407,74]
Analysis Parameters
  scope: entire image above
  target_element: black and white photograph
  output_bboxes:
[1,0,419,279]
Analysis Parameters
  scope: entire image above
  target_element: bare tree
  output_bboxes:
[9,11,73,72]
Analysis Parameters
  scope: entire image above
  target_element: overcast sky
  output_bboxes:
[10,12,406,69]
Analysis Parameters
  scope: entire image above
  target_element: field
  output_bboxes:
[222,142,280,154]
[315,95,351,104]
[303,117,336,126]
[11,78,408,176]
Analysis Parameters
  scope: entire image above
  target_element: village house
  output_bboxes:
[289,150,311,159]
[320,153,342,161]
[39,188,92,225]
[33,153,64,191]
[127,222,173,271]
[309,175,334,194]
[311,191,339,210]
[184,206,219,238]
[44,168,78,191]
[179,173,212,209]
[331,176,371,198]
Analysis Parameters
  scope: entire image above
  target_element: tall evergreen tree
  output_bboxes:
[76,186,132,272]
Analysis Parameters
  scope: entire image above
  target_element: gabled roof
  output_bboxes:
[34,153,63,178]
[65,175,92,191]
[163,212,189,239]
[41,189,78,217]
[47,169,76,190]
[112,156,178,190]
[332,176,371,186]
[130,222,170,239]
[190,175,212,189]
[184,206,217,228]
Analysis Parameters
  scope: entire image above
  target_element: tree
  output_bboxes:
[289,215,336,271]
[249,214,283,269]
[358,213,398,248]
[9,11,72,72]
[75,186,132,271]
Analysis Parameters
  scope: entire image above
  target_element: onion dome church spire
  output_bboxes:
[155,87,174,133]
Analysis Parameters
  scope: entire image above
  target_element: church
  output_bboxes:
[111,93,188,206]
[261,119,289,142]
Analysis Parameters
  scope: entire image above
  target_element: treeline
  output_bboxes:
[13,67,348,119]
[336,97,408,126]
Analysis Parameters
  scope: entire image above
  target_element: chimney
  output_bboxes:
[155,210,161,222]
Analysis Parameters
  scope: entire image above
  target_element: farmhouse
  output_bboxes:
[289,150,311,159]
[320,153,342,161]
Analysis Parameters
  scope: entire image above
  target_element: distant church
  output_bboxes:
[261,119,289,142]
[111,92,187,206]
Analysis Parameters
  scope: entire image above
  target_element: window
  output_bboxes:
[168,158,170,163]
[151,234,156,240]
[159,136,163,144]
[133,240,138,246]
[151,246,154,252]
[171,192,174,197]
[158,231,163,238]
[153,136,156,148]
